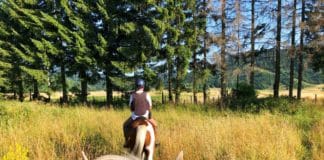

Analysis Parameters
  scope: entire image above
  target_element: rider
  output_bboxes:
[123,79,157,147]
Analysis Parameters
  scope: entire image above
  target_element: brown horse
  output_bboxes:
[125,117,155,160]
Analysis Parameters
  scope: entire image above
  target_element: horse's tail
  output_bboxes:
[132,124,147,158]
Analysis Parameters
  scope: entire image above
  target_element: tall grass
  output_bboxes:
[0,100,323,160]
[310,119,324,160]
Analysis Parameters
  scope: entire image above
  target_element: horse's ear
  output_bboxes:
[176,151,183,160]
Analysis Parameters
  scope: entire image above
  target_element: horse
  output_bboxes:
[126,117,155,160]
[82,117,183,160]
[82,151,183,160]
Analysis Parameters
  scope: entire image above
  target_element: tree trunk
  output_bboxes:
[289,0,297,98]
[274,0,281,98]
[193,51,197,104]
[33,79,39,100]
[61,62,68,103]
[250,0,255,87]
[175,59,180,104]
[17,68,24,102]
[105,67,113,108]
[203,0,208,105]
[220,0,227,107]
[297,0,305,99]
[167,60,173,102]
[12,81,17,99]
[80,68,88,104]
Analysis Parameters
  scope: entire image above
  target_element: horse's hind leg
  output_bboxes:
[145,124,155,160]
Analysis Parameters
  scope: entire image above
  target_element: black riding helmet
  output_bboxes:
[135,79,145,88]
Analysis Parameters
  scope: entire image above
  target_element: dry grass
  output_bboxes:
[309,119,324,160]
[46,85,323,105]
[257,84,324,99]
[156,111,304,160]
[1,101,321,160]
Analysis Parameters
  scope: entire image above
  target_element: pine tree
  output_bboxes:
[36,0,74,103]
[160,1,179,102]
[116,0,163,84]
[0,0,49,101]
[59,0,98,104]
[94,0,134,106]
[191,0,211,104]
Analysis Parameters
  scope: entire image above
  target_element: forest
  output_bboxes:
[0,1,323,160]
[0,0,323,106]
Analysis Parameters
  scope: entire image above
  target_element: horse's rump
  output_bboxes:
[126,117,155,160]
[128,117,151,150]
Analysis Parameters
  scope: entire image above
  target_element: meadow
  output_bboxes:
[81,84,324,105]
[0,99,323,160]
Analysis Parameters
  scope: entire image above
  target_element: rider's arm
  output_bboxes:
[146,93,152,110]
[129,94,134,111]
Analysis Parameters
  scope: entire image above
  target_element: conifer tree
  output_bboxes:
[0,0,49,101]
[191,0,211,104]
[116,0,164,86]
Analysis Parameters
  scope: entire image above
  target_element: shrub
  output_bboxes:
[230,83,257,110]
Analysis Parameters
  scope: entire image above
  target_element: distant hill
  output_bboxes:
[187,48,323,90]
[86,49,323,91]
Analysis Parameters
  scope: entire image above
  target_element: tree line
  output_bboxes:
[0,0,322,107]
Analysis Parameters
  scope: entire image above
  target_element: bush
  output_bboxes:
[230,83,257,110]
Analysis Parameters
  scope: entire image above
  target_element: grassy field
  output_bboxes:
[0,100,323,160]
[47,84,324,104]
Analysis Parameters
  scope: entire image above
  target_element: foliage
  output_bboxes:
[230,83,257,110]
[2,144,29,160]
[0,0,323,105]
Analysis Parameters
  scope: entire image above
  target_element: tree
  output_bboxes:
[191,0,211,105]
[36,0,74,103]
[173,1,193,104]
[220,0,227,106]
[160,0,183,103]
[202,0,211,104]
[250,0,256,87]
[273,0,281,98]
[120,1,162,74]
[0,0,49,102]
[297,0,305,99]
[305,0,324,72]
[289,0,297,98]
[59,0,97,104]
